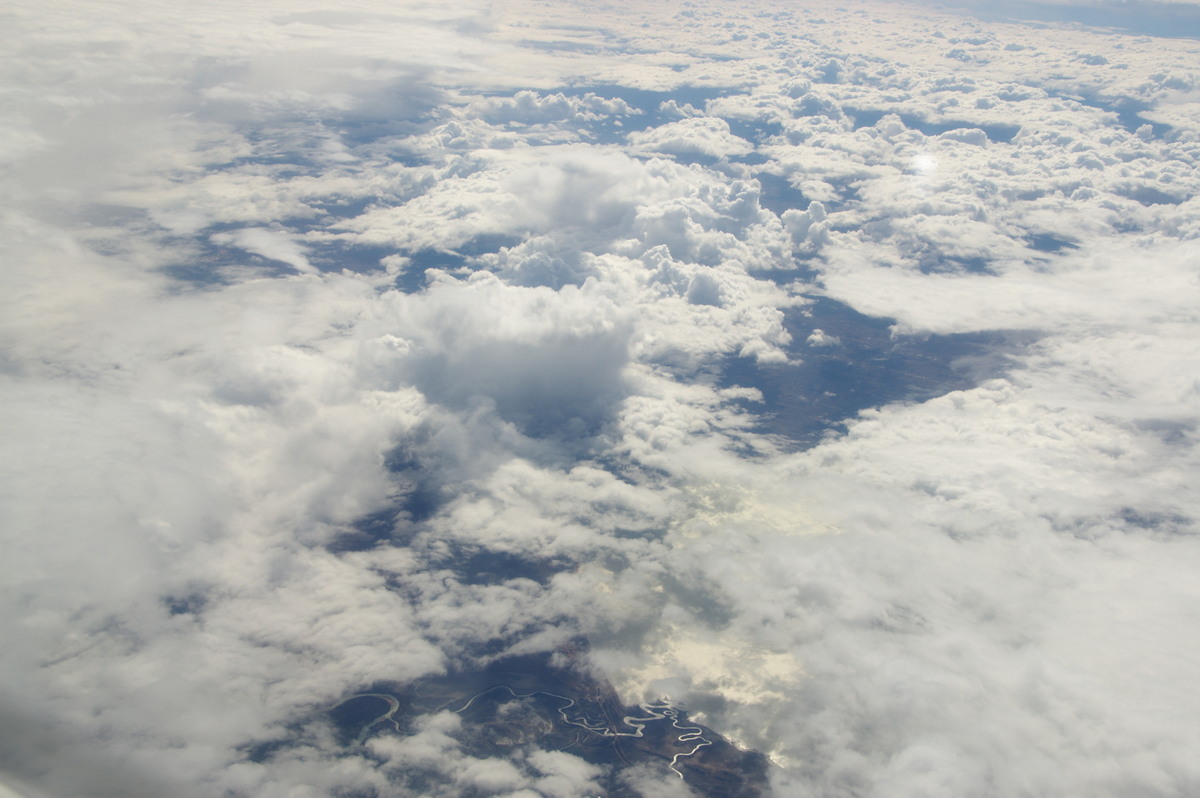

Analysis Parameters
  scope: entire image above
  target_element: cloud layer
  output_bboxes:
[3,0,1200,795]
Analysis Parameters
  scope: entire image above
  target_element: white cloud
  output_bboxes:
[211,228,317,273]
[627,116,754,159]
[475,89,637,125]
[806,328,840,347]
[367,271,634,440]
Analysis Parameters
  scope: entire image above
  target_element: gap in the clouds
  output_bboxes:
[245,233,522,292]
[918,254,994,275]
[1026,232,1079,253]
[305,195,378,221]
[328,506,418,554]
[306,241,394,275]
[1115,184,1185,206]
[162,593,207,617]
[749,265,823,288]
[720,297,1026,449]
[382,446,450,524]
[163,234,400,287]
[555,83,733,137]
[203,134,426,179]
[1040,91,1175,139]
[515,38,611,54]
[328,694,405,747]
[457,233,527,258]
[389,248,460,293]
[846,107,1021,143]
[1118,507,1196,536]
[479,83,784,165]
[214,126,360,174]
[239,737,294,765]
[160,235,298,287]
[724,117,785,143]
[620,86,787,164]
[801,176,864,215]
[662,152,726,169]
[395,234,526,291]
[231,82,446,153]
[755,172,812,217]
[328,444,447,554]
[159,260,238,287]
[731,151,772,166]
[1135,417,1197,446]
[435,546,573,587]
[323,647,771,795]
[158,255,235,286]
[337,121,446,154]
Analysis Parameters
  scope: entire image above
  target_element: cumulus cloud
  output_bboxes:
[370,272,633,441]
[475,90,637,125]
[626,116,755,159]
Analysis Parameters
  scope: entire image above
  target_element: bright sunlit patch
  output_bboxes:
[615,623,805,710]
[910,152,939,176]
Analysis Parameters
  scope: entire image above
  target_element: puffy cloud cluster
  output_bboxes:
[626,116,754,159]
[4,0,1200,796]
[475,90,637,126]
